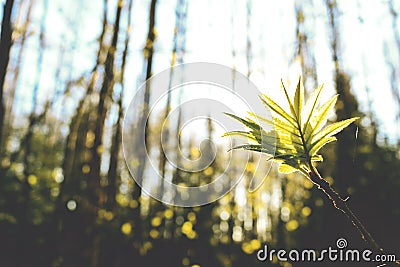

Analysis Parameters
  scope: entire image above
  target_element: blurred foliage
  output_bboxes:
[0,0,399,267]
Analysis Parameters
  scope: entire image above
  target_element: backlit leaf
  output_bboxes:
[279,163,298,174]
[224,78,358,177]
[293,77,304,121]
[259,95,297,127]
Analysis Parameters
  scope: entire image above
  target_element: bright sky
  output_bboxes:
[4,0,400,142]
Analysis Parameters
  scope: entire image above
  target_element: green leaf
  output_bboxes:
[302,84,324,133]
[223,77,359,177]
[311,154,323,162]
[280,79,298,122]
[229,144,275,155]
[293,77,304,121]
[312,117,359,145]
[259,94,297,127]
[222,131,258,142]
[309,136,337,156]
[223,113,261,131]
[248,112,301,138]
[312,94,338,134]
[278,163,298,174]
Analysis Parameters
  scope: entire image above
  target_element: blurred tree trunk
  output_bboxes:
[158,0,187,207]
[0,0,15,151]
[61,0,108,186]
[21,0,47,183]
[85,0,123,265]
[131,0,157,251]
[2,0,34,154]
[57,1,109,266]
[17,0,47,225]
[14,0,47,264]
[172,99,183,205]
[106,0,133,212]
[388,0,400,69]
[192,117,220,267]
[356,2,378,143]
[293,2,318,90]
[323,0,367,249]
[87,0,123,212]
[325,0,359,193]
[99,2,133,266]
[387,0,400,122]
[134,0,157,188]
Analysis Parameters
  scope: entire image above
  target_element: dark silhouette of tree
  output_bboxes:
[129,0,158,257]
[0,0,15,150]
[385,0,400,123]
[134,0,157,187]
[2,0,34,153]
[106,0,133,212]
[325,0,360,194]
[56,1,109,265]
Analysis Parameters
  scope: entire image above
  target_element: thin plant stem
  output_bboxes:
[307,162,382,253]
[306,165,400,266]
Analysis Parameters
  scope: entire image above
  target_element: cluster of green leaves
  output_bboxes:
[223,78,358,175]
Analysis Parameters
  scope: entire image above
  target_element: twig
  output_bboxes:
[307,161,382,253]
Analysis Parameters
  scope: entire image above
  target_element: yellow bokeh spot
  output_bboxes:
[187,212,196,222]
[220,235,229,244]
[139,241,153,256]
[203,167,214,176]
[82,164,90,174]
[186,230,197,239]
[241,242,254,254]
[246,162,256,173]
[152,27,158,37]
[149,229,159,239]
[301,206,312,217]
[181,221,193,234]
[182,257,190,266]
[121,222,132,235]
[250,239,261,250]
[139,247,146,256]
[27,175,37,186]
[129,199,138,209]
[190,147,201,159]
[191,265,200,267]
[130,158,140,168]
[143,241,152,250]
[325,176,334,185]
[96,145,104,155]
[303,191,311,199]
[116,194,129,207]
[285,220,299,232]
[164,209,173,220]
[271,254,279,263]
[104,211,114,221]
[182,258,190,266]
[151,216,162,227]
[303,178,313,189]
[98,209,106,217]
